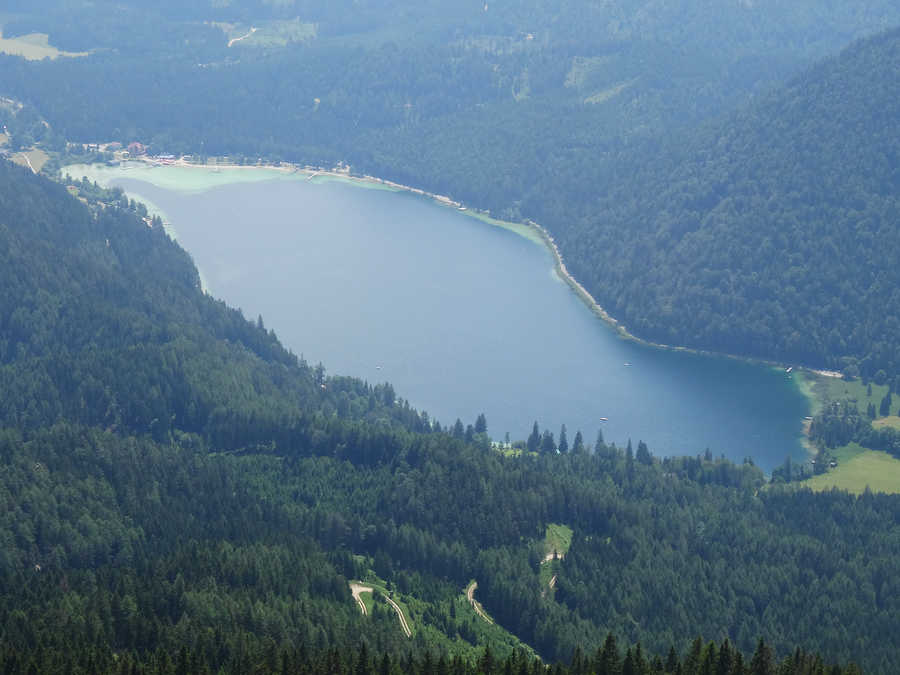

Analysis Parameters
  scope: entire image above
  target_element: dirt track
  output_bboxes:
[466,581,493,624]
[350,583,373,616]
[350,582,410,637]
[383,594,412,637]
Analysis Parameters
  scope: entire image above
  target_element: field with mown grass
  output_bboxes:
[804,443,900,494]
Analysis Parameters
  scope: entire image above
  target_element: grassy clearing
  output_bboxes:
[538,524,572,598]
[360,588,375,615]
[873,416,900,431]
[807,373,890,415]
[12,148,49,172]
[825,443,867,465]
[544,523,573,558]
[803,444,900,494]
[0,31,87,60]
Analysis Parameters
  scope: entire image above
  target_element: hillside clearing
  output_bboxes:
[13,148,49,173]
[0,31,87,60]
[806,372,894,416]
[804,446,900,494]
[872,416,900,431]
[543,523,573,559]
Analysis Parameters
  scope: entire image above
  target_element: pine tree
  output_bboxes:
[558,425,569,453]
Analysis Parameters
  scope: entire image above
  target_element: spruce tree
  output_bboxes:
[558,425,569,453]
[527,422,541,453]
[541,429,556,454]
[572,430,585,454]
[475,413,487,434]
[880,391,892,417]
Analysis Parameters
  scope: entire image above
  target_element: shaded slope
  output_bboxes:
[0,162,430,442]
[555,28,900,376]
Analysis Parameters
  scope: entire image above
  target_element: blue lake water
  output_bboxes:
[105,170,809,470]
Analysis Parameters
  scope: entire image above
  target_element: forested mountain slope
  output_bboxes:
[1,160,899,672]
[0,162,429,440]
[548,28,900,377]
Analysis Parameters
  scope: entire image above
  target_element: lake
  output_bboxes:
[67,163,810,471]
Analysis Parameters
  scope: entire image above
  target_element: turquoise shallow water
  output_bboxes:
[79,165,810,470]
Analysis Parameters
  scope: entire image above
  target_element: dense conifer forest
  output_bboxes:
[1,160,898,672]
[3,2,900,672]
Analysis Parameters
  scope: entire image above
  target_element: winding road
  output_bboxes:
[349,582,411,637]
[466,581,493,624]
[227,27,257,47]
[350,583,373,616]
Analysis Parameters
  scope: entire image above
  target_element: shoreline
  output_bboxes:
[167,158,843,377]
[65,154,834,437]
